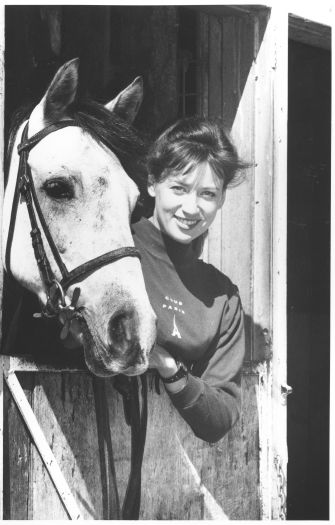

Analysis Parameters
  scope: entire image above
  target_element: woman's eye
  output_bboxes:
[171,185,186,194]
[43,180,74,200]
[201,191,217,199]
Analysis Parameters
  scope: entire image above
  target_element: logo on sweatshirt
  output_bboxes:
[162,295,184,338]
[172,314,181,339]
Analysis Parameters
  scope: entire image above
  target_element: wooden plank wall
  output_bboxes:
[108,371,261,520]
[5,369,260,520]
[5,369,262,520]
[3,375,34,519]
[196,9,273,519]
[4,373,105,519]
[200,11,271,364]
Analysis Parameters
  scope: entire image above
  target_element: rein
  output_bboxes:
[4,118,148,519]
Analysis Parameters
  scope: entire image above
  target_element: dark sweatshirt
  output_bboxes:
[132,218,245,443]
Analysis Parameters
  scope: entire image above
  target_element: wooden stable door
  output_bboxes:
[195,6,289,519]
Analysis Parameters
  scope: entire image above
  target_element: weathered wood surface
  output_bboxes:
[4,366,260,520]
[252,11,273,363]
[138,367,261,520]
[31,374,102,519]
[197,9,275,518]
[270,7,289,520]
[4,374,33,519]
[198,11,271,364]
[4,373,103,519]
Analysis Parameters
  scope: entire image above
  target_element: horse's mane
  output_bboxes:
[5,99,150,216]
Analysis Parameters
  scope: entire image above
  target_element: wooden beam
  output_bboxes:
[271,4,289,520]
[3,355,86,374]
[289,14,331,50]
[4,369,83,520]
[252,9,273,362]
[189,5,269,18]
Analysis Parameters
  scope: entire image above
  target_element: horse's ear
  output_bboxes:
[105,77,143,123]
[42,58,79,122]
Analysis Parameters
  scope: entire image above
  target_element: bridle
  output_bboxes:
[5,119,141,329]
[4,118,148,519]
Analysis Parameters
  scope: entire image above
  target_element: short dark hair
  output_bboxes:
[146,117,247,189]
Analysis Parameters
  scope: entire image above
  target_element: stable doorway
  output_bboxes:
[286,35,331,520]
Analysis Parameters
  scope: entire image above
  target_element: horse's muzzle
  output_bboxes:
[108,308,138,351]
[78,308,155,377]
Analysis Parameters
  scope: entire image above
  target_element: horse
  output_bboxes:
[2,58,157,377]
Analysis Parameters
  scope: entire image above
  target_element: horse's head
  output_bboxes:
[3,59,157,377]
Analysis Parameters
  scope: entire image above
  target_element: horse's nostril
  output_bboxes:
[108,310,135,349]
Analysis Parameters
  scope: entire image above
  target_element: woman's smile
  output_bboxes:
[174,215,201,229]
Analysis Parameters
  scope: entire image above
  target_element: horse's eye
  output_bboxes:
[43,180,74,200]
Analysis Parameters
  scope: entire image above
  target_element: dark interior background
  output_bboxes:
[5,5,199,140]
[287,39,330,520]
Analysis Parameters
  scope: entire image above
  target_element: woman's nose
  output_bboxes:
[181,192,199,215]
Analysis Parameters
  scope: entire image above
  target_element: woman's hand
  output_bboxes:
[149,344,179,378]
[149,344,188,393]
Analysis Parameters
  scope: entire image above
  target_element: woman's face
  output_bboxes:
[148,162,225,244]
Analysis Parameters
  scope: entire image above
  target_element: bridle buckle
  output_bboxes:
[34,279,67,319]
[48,279,66,309]
[58,286,82,340]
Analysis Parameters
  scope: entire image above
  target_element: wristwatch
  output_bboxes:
[161,362,188,384]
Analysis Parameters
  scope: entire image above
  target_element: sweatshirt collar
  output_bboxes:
[134,217,197,266]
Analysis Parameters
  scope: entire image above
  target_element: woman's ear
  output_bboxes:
[147,175,156,197]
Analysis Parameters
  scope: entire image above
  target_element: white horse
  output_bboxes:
[2,58,156,377]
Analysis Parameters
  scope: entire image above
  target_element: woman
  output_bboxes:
[133,117,246,443]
